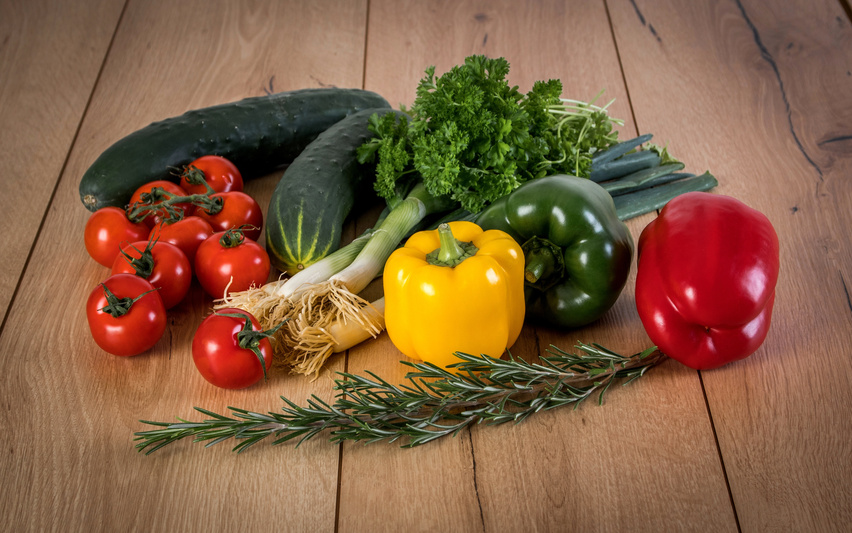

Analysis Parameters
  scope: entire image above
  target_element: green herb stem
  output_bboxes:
[134,343,665,454]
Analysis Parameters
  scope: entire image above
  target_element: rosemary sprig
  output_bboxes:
[134,342,664,454]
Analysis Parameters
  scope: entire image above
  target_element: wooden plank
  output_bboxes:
[2,0,845,530]
[0,0,368,530]
[607,0,852,530]
[339,1,736,531]
[0,0,124,325]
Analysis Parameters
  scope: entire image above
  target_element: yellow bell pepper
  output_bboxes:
[383,220,525,369]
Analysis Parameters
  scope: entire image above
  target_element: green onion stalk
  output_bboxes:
[215,227,375,335]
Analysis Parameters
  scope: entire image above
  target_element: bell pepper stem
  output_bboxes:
[426,223,478,267]
[525,253,553,283]
[437,223,464,263]
[521,236,564,289]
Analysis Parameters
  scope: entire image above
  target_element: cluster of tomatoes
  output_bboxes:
[83,155,275,389]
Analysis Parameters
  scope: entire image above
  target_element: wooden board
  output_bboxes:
[608,0,852,530]
[0,0,368,530]
[0,0,850,531]
[340,1,735,531]
[0,0,124,322]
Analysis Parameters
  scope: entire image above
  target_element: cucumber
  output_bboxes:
[79,88,390,211]
[266,108,406,275]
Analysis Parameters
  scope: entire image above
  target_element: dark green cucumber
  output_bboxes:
[79,88,390,211]
[266,108,406,275]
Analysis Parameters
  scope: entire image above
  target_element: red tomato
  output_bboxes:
[148,216,214,264]
[191,308,273,389]
[180,155,244,195]
[111,240,192,309]
[86,274,167,356]
[128,180,194,228]
[84,207,150,267]
[195,229,270,298]
[195,191,263,241]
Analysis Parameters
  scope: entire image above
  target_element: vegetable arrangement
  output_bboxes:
[221,56,638,375]
[75,56,780,453]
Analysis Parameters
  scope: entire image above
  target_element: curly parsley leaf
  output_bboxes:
[364,55,622,213]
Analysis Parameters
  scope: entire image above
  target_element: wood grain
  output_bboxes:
[365,0,634,124]
[608,0,852,530]
[339,1,735,531]
[0,0,124,324]
[0,0,368,530]
[1,0,849,531]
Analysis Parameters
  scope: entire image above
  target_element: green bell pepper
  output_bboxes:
[475,175,634,329]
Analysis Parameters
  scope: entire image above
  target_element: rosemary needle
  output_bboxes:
[134,342,664,454]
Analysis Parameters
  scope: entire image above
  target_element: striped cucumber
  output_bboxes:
[79,88,390,211]
[266,108,406,275]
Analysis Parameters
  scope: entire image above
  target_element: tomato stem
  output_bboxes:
[215,312,288,381]
[219,225,257,248]
[126,186,222,224]
[99,283,159,318]
[195,194,224,216]
[179,165,217,196]
[118,238,157,278]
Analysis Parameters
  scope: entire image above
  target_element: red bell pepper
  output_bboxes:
[635,192,780,370]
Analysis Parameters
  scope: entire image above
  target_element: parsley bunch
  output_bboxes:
[359,55,620,213]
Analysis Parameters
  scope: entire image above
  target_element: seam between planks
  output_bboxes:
[602,0,640,138]
[334,437,345,533]
[337,2,372,532]
[336,308,351,533]
[839,0,852,23]
[0,0,131,341]
[699,371,743,533]
[360,0,372,92]
[601,0,743,528]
